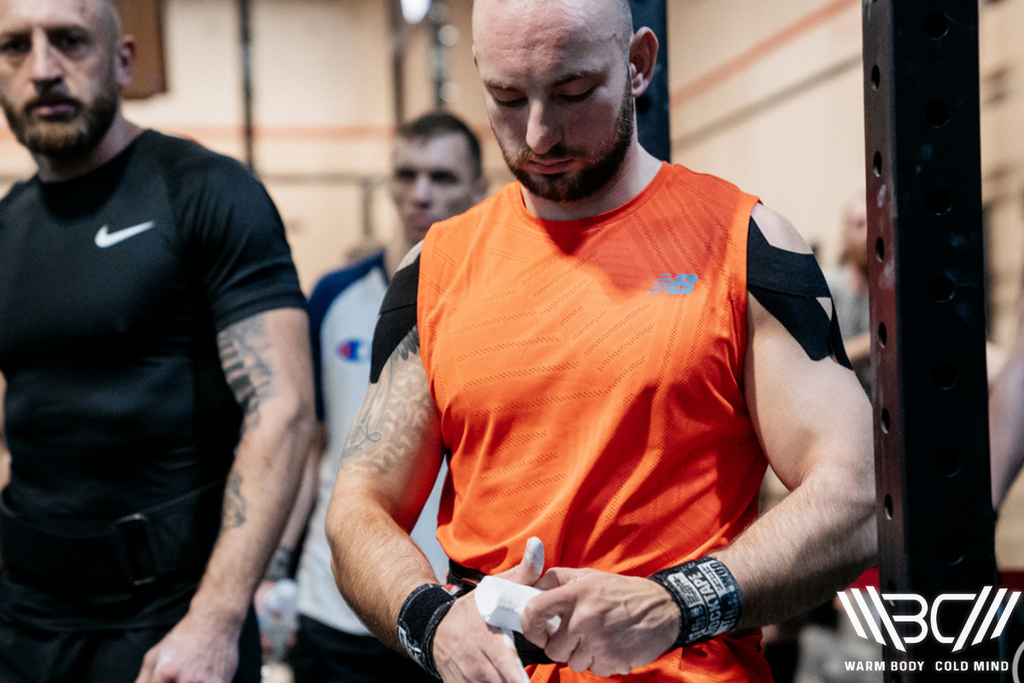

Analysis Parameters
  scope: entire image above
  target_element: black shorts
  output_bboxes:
[0,607,261,683]
[289,614,435,683]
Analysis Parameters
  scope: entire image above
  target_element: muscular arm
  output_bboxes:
[202,308,315,615]
[265,421,325,583]
[324,324,444,648]
[991,292,1024,508]
[137,308,316,682]
[255,422,323,615]
[324,249,534,683]
[715,204,877,627]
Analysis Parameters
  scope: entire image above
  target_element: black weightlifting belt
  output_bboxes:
[448,559,554,666]
[0,478,225,592]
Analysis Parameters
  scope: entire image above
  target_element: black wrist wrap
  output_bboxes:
[648,557,743,649]
[397,583,459,678]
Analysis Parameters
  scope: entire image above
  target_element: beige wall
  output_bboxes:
[670,0,864,267]
[980,0,1024,347]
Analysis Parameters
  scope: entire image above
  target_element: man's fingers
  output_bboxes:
[521,536,544,576]
[543,623,584,665]
[496,536,545,586]
[484,626,532,683]
[567,646,594,673]
[533,566,588,590]
[134,647,157,683]
[591,660,634,678]
[446,625,528,683]
[520,585,577,648]
[151,656,179,683]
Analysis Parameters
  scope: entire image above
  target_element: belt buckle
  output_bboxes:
[112,513,159,587]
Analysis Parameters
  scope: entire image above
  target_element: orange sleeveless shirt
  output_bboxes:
[418,163,772,682]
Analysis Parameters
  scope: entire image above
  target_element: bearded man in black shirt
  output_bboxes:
[0,1,316,681]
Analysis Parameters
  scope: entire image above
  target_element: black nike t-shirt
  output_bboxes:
[0,130,305,629]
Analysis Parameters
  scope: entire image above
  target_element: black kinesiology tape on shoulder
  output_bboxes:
[370,255,420,384]
[746,218,852,369]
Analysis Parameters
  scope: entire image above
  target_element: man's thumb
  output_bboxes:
[498,536,545,585]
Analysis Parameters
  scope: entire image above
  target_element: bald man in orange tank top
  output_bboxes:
[325,1,876,681]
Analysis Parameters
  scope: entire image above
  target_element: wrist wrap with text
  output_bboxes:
[648,557,743,649]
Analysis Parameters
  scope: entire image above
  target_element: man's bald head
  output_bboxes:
[612,0,634,51]
[473,0,634,54]
[0,0,122,45]
[97,0,123,49]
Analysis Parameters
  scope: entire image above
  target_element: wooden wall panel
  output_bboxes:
[113,0,168,99]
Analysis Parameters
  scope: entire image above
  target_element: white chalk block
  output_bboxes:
[474,576,542,633]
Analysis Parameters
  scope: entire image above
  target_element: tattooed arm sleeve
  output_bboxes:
[324,303,446,651]
[178,307,316,633]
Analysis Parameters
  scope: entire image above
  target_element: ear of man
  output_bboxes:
[627,27,659,98]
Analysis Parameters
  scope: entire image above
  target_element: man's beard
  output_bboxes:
[1,79,119,158]
[499,83,635,204]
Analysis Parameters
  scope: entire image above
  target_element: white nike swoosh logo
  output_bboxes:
[95,221,156,248]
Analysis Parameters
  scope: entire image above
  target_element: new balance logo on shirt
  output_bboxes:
[648,274,699,295]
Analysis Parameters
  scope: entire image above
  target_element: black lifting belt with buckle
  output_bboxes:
[448,559,554,666]
[0,477,226,592]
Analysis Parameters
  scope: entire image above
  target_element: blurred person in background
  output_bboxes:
[991,292,1024,509]
[824,191,871,393]
[263,111,487,683]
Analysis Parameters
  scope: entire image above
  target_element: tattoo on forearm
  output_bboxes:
[340,326,433,476]
[218,315,275,429]
[220,469,247,535]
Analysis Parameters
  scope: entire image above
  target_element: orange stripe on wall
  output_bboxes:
[154,122,499,145]
[159,124,394,143]
[0,124,394,144]
[670,0,859,108]
[1,122,496,145]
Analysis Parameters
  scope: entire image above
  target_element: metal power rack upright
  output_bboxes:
[862,1,997,680]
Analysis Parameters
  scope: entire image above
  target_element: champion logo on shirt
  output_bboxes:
[648,274,699,295]
[338,339,370,362]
